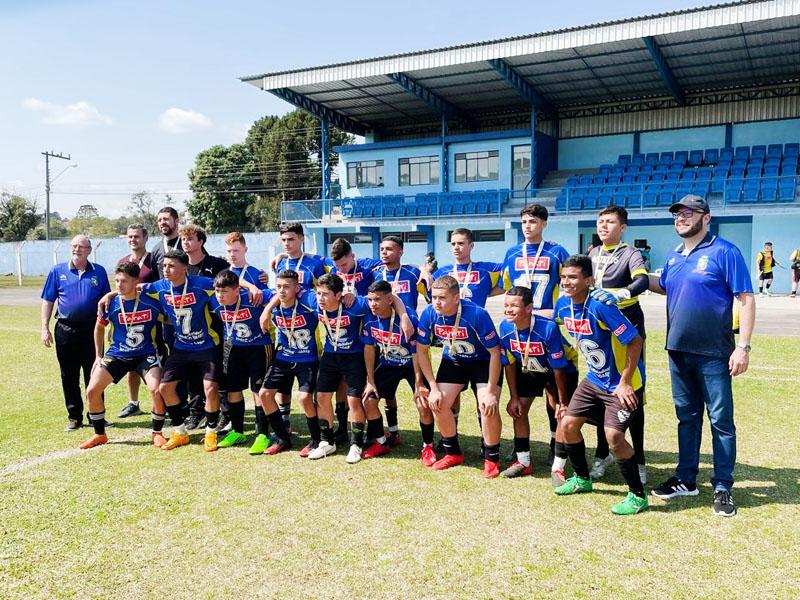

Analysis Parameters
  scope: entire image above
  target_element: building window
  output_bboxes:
[326,232,374,245]
[399,155,440,186]
[454,150,499,183]
[347,160,384,188]
[382,231,428,243]
[447,229,505,242]
[512,145,531,190]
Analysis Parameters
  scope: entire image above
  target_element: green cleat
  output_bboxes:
[554,474,593,495]
[218,431,247,448]
[611,492,648,515]
[248,433,270,455]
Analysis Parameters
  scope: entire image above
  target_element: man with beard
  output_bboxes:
[149,207,183,279]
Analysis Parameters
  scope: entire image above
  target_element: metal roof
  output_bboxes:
[240,0,800,135]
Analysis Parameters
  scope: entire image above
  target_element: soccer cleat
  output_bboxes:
[482,460,500,479]
[264,438,292,455]
[589,455,615,479]
[551,468,567,488]
[216,413,232,434]
[184,413,205,431]
[151,432,168,448]
[79,433,108,449]
[611,492,649,515]
[161,432,190,451]
[650,476,699,499]
[712,489,736,517]
[218,431,247,448]
[203,432,218,452]
[363,441,391,460]
[638,464,647,485]
[386,431,402,447]
[298,440,317,458]
[432,453,464,471]
[420,444,437,467]
[500,461,533,478]
[118,402,143,418]
[249,434,271,455]
[346,444,363,464]
[308,441,336,460]
[64,419,82,432]
[554,474,593,495]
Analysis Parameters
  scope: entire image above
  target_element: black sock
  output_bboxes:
[229,401,245,434]
[595,423,610,459]
[335,402,348,432]
[442,434,461,456]
[385,405,398,431]
[629,406,646,465]
[554,441,568,459]
[513,436,530,454]
[205,410,220,430]
[759,285,764,293]
[89,411,106,435]
[420,422,434,445]
[166,404,184,426]
[279,402,292,429]
[366,417,384,441]
[565,440,590,479]
[254,406,266,435]
[546,403,557,433]
[618,455,645,497]
[485,443,500,464]
[307,416,321,443]
[267,409,289,443]
[349,421,365,448]
[319,418,333,443]
[151,412,165,433]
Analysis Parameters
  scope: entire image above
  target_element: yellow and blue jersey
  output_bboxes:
[271,290,321,363]
[372,264,429,311]
[361,311,418,368]
[143,276,219,351]
[275,253,331,291]
[330,257,381,296]
[417,300,499,362]
[554,296,644,393]
[499,317,578,375]
[100,294,163,358]
[230,265,270,291]
[209,288,274,347]
[319,295,370,354]
[501,241,570,310]
[431,261,502,308]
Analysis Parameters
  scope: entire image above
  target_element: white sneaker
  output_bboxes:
[346,444,362,464]
[308,441,336,460]
[589,455,615,479]
[638,464,647,485]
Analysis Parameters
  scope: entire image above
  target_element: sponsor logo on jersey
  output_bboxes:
[117,309,153,325]
[165,292,197,307]
[340,272,363,284]
[320,314,351,328]
[296,270,306,283]
[220,308,252,322]
[60,274,68,281]
[274,315,307,328]
[551,350,564,359]
[370,328,402,345]
[510,340,544,355]
[391,280,411,294]
[485,330,496,340]
[434,324,468,340]
[613,323,627,336]
[694,255,709,273]
[564,317,593,335]
[514,256,551,271]
[453,271,480,284]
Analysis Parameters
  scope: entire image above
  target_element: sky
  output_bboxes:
[0,0,711,218]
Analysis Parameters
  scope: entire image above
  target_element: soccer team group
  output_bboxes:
[78,204,657,515]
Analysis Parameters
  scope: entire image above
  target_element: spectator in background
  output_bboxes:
[149,207,182,279]
[756,242,779,296]
[641,245,653,273]
[790,246,800,298]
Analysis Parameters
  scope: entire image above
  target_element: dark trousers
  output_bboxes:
[54,320,95,421]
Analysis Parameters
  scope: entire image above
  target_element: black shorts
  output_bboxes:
[100,354,160,384]
[317,352,367,397]
[263,359,318,394]
[759,271,774,281]
[436,358,502,392]
[374,363,416,400]
[161,348,221,383]
[515,366,579,401]
[220,345,272,393]
[566,378,643,432]
[620,303,646,340]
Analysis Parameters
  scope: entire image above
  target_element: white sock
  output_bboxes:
[516,451,531,467]
[552,456,567,472]
[377,435,387,445]
[176,423,187,435]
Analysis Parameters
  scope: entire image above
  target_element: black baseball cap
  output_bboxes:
[670,194,710,214]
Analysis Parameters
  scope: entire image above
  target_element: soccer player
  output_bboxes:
[259,270,322,457]
[553,255,647,516]
[80,262,165,449]
[432,228,504,307]
[328,237,381,296]
[416,276,503,476]
[360,280,425,460]
[756,242,779,295]
[373,235,429,312]
[588,206,650,482]
[791,246,800,298]
[274,221,330,291]
[499,286,578,479]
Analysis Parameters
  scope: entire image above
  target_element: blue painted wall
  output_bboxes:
[640,125,726,154]
[750,213,799,294]
[732,118,800,148]
[558,134,633,170]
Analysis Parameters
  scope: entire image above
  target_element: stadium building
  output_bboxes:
[241,0,800,292]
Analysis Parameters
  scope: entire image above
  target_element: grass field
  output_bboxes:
[1,304,798,599]
[0,275,46,289]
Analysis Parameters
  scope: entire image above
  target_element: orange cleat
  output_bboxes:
[203,432,218,452]
[482,459,500,478]
[161,432,190,451]
[363,441,391,460]
[432,453,464,471]
[420,444,437,467]
[79,434,108,450]
[151,432,168,448]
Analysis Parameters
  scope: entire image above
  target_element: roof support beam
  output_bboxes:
[386,72,470,123]
[487,58,556,117]
[642,36,685,105]
[269,88,369,136]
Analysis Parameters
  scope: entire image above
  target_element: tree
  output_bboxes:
[75,204,100,220]
[31,213,69,240]
[0,192,40,241]
[67,215,118,238]
[246,197,282,232]
[126,191,159,235]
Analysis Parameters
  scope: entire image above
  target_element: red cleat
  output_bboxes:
[299,440,317,458]
[420,444,437,467]
[363,441,391,459]
[432,453,464,471]
[79,434,108,450]
[264,438,292,455]
[483,459,500,478]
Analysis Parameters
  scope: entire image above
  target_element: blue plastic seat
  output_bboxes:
[760,180,778,202]
[783,158,799,175]
[778,178,796,201]
[746,165,762,177]
[607,175,621,184]
[767,144,783,159]
[730,166,746,178]
[692,181,709,197]
[622,174,635,183]
[751,145,767,160]
[579,175,592,185]
[735,146,750,161]
[596,194,612,208]
[583,195,598,210]
[688,150,704,166]
[719,148,734,162]
[724,187,741,203]
[696,167,712,180]
[657,191,674,206]
[567,194,582,210]
[674,150,689,164]
[653,164,668,173]
[643,191,658,207]
[555,192,567,212]
[704,148,719,164]
[627,191,642,208]
[598,164,613,176]
[612,193,626,206]
[617,154,631,166]
[784,143,799,157]
[680,170,696,181]
[463,192,478,214]
[634,174,649,184]
[742,186,759,203]
[645,153,659,165]
[659,151,674,164]
[666,172,681,182]
[567,176,580,186]
[669,163,683,172]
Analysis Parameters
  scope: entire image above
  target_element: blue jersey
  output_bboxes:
[319,295,370,354]
[554,295,644,393]
[330,257,381,296]
[209,289,274,347]
[417,300,499,362]
[499,317,578,375]
[271,290,321,363]
[230,264,270,291]
[372,264,429,311]
[275,253,330,291]
[432,261,503,308]
[143,276,219,351]
[659,233,752,358]
[42,261,111,324]
[502,241,570,310]
[100,294,163,358]
[361,311,418,368]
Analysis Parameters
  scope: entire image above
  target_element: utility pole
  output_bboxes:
[42,150,70,240]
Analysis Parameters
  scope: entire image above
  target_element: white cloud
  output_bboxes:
[22,97,113,127]
[158,108,213,134]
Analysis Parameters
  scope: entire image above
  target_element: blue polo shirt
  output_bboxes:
[659,233,752,358]
[41,261,111,324]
